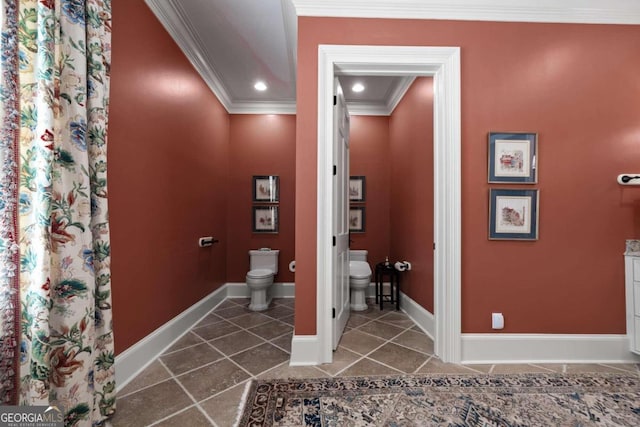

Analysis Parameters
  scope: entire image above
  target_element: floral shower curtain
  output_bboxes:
[0,0,115,425]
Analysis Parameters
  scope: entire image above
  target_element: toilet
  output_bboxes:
[246,249,279,311]
[349,250,372,311]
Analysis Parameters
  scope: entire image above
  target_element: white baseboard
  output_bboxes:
[399,291,435,340]
[225,282,295,298]
[289,335,320,366]
[461,333,640,364]
[114,286,226,392]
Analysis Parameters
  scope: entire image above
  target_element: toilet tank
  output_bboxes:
[349,250,368,262]
[249,249,280,273]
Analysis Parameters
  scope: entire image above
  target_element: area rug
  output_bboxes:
[234,372,640,426]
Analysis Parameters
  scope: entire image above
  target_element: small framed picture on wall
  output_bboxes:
[253,206,279,233]
[349,176,366,202]
[253,175,279,202]
[489,189,539,240]
[349,207,365,233]
[488,132,537,184]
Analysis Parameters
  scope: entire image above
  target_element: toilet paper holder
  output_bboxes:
[198,236,219,247]
[394,261,412,271]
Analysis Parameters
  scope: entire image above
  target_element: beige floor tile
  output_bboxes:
[177,359,250,402]
[416,358,481,375]
[227,312,273,329]
[599,363,640,375]
[209,330,265,356]
[529,364,565,373]
[368,342,429,373]
[337,357,403,377]
[160,343,223,375]
[231,343,290,376]
[117,360,172,397]
[378,312,415,328]
[200,382,248,427]
[192,320,241,341]
[338,329,386,355]
[154,406,212,426]
[270,332,293,353]
[565,363,633,374]
[346,314,373,329]
[357,320,405,340]
[391,330,434,355]
[248,320,293,340]
[111,379,192,426]
[212,305,251,320]
[491,364,557,374]
[163,331,205,355]
[315,346,363,376]
[258,363,330,380]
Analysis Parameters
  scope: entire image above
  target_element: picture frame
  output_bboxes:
[349,176,366,202]
[488,132,537,183]
[252,175,279,202]
[349,207,365,233]
[489,189,539,240]
[252,206,279,233]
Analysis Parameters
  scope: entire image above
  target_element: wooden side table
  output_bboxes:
[375,262,401,310]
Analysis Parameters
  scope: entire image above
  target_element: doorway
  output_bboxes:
[316,45,462,364]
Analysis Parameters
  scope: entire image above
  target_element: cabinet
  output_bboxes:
[624,241,640,355]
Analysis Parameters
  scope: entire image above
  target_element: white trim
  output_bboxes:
[225,282,296,298]
[314,45,462,365]
[400,292,435,340]
[289,335,321,365]
[227,102,296,115]
[291,0,640,25]
[114,286,227,392]
[461,334,640,364]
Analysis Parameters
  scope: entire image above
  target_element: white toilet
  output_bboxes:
[246,249,279,311]
[349,250,372,311]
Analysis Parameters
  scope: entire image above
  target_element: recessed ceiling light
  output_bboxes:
[352,83,365,93]
[254,81,267,91]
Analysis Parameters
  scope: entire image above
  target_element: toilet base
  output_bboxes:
[350,287,368,311]
[249,287,272,311]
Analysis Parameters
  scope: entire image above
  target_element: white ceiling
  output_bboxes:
[145,0,640,115]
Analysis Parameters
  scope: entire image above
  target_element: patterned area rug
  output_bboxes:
[235,373,640,426]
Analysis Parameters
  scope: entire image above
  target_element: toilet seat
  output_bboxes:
[247,268,274,279]
[349,261,371,279]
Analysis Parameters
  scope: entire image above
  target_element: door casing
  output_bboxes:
[316,44,462,364]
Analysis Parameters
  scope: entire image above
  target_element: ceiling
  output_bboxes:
[145,0,640,116]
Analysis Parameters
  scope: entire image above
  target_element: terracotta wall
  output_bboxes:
[109,1,229,353]
[389,77,435,312]
[227,115,296,283]
[349,116,391,267]
[296,17,640,335]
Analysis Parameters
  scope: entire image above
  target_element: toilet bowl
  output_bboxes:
[349,250,372,311]
[246,249,279,311]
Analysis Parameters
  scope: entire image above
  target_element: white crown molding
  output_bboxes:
[227,101,297,115]
[348,76,416,116]
[145,0,234,111]
[291,0,640,25]
[387,76,416,114]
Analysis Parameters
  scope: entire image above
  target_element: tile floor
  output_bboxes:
[111,297,640,427]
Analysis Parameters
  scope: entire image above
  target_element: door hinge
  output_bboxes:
[333,165,337,175]
[332,236,336,246]
[433,242,436,250]
[333,95,337,106]
[332,308,336,318]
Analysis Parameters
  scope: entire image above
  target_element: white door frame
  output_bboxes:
[316,45,462,363]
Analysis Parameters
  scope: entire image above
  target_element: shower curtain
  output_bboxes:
[0,0,115,425]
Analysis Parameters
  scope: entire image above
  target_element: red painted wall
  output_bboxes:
[296,17,640,335]
[389,78,435,312]
[109,1,229,353]
[227,115,296,283]
[349,116,391,267]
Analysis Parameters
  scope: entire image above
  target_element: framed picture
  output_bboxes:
[488,132,537,183]
[349,176,366,202]
[253,206,279,233]
[252,175,279,202]
[349,207,365,233]
[489,189,539,240]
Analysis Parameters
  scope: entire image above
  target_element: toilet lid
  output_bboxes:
[350,261,371,278]
[247,268,274,279]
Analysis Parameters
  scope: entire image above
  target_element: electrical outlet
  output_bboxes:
[491,312,504,329]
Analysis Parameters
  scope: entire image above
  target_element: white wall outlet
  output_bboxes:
[491,312,504,329]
